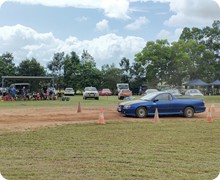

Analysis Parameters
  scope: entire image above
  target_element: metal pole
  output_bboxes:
[1,77,4,98]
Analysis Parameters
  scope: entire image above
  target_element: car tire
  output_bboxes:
[136,107,147,118]
[95,97,99,100]
[183,107,194,118]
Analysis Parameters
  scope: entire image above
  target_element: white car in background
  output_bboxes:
[144,89,158,95]
[164,89,182,96]
[83,87,99,100]
[64,88,75,96]
[185,89,204,96]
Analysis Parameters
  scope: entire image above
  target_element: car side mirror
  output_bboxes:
[153,99,159,102]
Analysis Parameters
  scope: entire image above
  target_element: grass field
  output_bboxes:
[0,95,220,180]
[0,94,220,108]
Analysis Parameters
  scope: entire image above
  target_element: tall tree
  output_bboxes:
[119,57,131,83]
[80,61,102,90]
[0,52,16,77]
[63,51,81,90]
[135,40,171,87]
[101,64,122,93]
[17,58,46,76]
[179,20,220,80]
[47,52,65,76]
[81,50,95,64]
[47,52,65,89]
[129,61,147,90]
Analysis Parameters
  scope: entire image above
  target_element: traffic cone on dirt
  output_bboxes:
[211,104,215,113]
[77,102,81,113]
[206,107,213,123]
[153,108,160,123]
[98,108,105,124]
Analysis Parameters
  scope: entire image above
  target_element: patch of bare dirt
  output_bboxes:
[0,103,219,131]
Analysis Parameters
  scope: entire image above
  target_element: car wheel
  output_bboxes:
[183,107,194,118]
[136,107,147,118]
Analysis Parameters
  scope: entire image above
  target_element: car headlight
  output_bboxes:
[124,104,131,109]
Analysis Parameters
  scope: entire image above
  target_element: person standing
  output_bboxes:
[22,86,27,100]
[10,86,16,100]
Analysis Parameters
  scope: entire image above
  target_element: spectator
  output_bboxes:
[10,86,16,100]
[22,86,27,100]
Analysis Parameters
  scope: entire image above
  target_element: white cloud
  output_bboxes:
[0,24,62,65]
[55,33,146,67]
[157,28,183,42]
[1,0,130,19]
[213,0,220,7]
[130,0,220,27]
[0,24,146,68]
[164,0,220,27]
[100,0,130,19]
[125,16,149,30]
[96,19,109,31]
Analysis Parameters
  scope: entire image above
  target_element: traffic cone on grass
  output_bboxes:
[206,107,213,123]
[153,108,160,123]
[77,102,81,113]
[98,108,105,124]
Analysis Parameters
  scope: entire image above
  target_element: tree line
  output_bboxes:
[0,20,219,93]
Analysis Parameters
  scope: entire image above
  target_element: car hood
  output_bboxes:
[85,91,98,93]
[119,99,145,106]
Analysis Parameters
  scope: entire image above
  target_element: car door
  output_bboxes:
[149,93,172,114]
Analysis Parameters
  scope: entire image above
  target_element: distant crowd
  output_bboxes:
[1,86,57,101]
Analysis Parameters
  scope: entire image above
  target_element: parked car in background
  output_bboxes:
[185,89,204,96]
[64,88,75,96]
[118,89,132,100]
[83,87,99,100]
[164,89,182,96]
[144,89,158,95]
[99,88,112,96]
[117,92,206,118]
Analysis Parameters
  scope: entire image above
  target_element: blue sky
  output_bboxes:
[0,0,219,69]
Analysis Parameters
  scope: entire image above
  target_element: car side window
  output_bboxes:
[155,94,171,101]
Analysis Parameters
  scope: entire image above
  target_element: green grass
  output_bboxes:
[0,120,220,180]
[1,95,220,109]
[0,95,220,179]
[0,95,120,108]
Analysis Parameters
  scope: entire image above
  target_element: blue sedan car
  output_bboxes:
[117,92,206,118]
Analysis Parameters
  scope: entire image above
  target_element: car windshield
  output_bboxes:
[85,87,97,91]
[190,89,200,93]
[103,89,110,92]
[169,89,179,93]
[140,92,158,101]
[122,89,130,92]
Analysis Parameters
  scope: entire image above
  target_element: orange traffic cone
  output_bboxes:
[77,102,81,113]
[153,108,160,123]
[211,104,215,113]
[98,108,105,124]
[206,107,213,123]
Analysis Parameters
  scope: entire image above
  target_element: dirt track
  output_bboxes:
[0,103,219,131]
